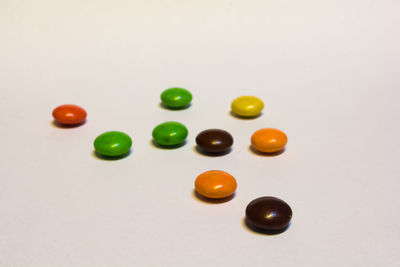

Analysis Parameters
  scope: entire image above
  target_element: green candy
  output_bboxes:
[152,121,188,146]
[94,131,132,157]
[160,87,192,109]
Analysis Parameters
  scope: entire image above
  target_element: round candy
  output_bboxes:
[52,104,87,125]
[94,131,132,157]
[195,129,233,154]
[251,128,287,153]
[152,121,188,146]
[161,87,192,109]
[246,196,292,231]
[231,96,264,117]
[195,170,237,199]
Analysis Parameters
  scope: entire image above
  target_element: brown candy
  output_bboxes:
[195,129,233,154]
[245,196,292,231]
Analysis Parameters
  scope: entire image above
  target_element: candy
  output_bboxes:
[52,104,87,125]
[161,88,192,109]
[251,128,287,153]
[245,196,292,231]
[94,131,132,157]
[231,96,264,117]
[152,121,188,146]
[195,129,233,154]
[195,170,237,199]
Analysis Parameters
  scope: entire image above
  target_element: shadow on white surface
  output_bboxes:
[229,111,262,120]
[248,145,286,157]
[50,120,87,128]
[191,189,236,204]
[92,150,131,161]
[150,139,187,149]
[192,145,232,157]
[158,102,192,111]
[242,217,291,235]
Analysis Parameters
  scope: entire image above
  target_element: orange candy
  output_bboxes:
[195,170,237,199]
[251,128,287,153]
[52,104,87,125]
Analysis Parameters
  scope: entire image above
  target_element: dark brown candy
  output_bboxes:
[195,129,233,154]
[245,196,292,231]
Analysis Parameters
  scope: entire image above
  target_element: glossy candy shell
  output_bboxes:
[231,96,264,117]
[152,121,188,146]
[52,104,87,125]
[251,128,287,153]
[161,88,192,109]
[195,129,233,153]
[94,131,132,157]
[195,170,237,199]
[246,196,292,231]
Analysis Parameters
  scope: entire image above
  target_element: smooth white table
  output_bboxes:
[1,0,399,266]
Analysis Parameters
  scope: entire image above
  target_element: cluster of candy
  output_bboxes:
[52,87,292,233]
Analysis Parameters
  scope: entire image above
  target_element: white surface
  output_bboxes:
[1,0,400,266]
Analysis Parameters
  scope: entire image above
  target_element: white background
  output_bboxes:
[1,0,400,266]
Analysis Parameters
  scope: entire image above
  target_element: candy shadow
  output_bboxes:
[192,189,235,204]
[229,111,262,120]
[159,102,192,110]
[242,217,290,235]
[193,145,232,157]
[248,145,285,156]
[92,150,131,160]
[51,120,86,128]
[150,139,187,149]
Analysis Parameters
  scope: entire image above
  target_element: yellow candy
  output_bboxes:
[231,96,264,117]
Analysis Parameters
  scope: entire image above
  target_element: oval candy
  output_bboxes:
[195,170,237,199]
[152,121,188,146]
[52,104,87,125]
[231,96,264,117]
[94,131,132,157]
[196,129,233,154]
[251,128,287,153]
[161,88,192,109]
[246,196,292,231]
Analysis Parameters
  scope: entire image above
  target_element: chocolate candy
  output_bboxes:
[195,129,233,154]
[245,196,292,231]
